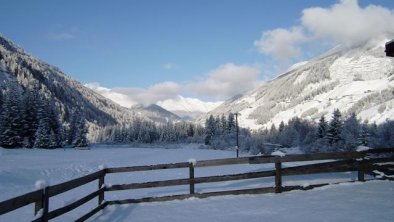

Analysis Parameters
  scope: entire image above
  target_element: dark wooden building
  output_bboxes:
[386,40,394,57]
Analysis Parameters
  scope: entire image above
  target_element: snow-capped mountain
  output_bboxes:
[157,96,222,120]
[201,37,394,130]
[84,82,137,108]
[85,83,222,121]
[0,35,181,128]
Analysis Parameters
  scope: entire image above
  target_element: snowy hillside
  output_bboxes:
[202,37,394,129]
[157,96,222,120]
[0,35,181,129]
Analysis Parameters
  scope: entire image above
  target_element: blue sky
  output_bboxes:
[1,0,394,104]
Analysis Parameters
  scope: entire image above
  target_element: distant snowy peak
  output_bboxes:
[157,96,221,113]
[203,36,394,130]
[86,82,223,121]
[84,83,182,122]
[84,82,137,108]
[157,96,222,119]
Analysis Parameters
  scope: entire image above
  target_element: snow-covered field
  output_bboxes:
[0,145,393,222]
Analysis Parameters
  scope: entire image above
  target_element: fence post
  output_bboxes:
[98,170,105,205]
[275,161,282,193]
[34,186,49,222]
[357,159,365,182]
[189,163,195,195]
[34,194,43,216]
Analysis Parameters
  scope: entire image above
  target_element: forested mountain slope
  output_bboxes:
[0,35,181,145]
[202,37,394,130]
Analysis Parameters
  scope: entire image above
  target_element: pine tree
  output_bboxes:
[0,84,23,148]
[278,121,285,133]
[227,113,235,133]
[358,123,370,146]
[72,115,88,147]
[326,109,343,146]
[376,121,394,148]
[205,115,216,145]
[33,96,62,148]
[268,124,278,143]
[187,123,195,137]
[67,108,78,145]
[21,88,40,148]
[47,102,63,148]
[220,114,227,133]
[341,112,360,151]
[317,116,327,139]
[34,118,51,148]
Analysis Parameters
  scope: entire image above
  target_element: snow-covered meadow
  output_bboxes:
[0,145,393,222]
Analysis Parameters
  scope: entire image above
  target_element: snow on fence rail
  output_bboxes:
[0,148,393,222]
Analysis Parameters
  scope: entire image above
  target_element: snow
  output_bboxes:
[34,180,48,190]
[373,170,394,179]
[88,180,394,222]
[1,145,393,222]
[356,146,371,152]
[187,158,197,166]
[33,209,43,220]
[271,150,286,157]
[157,95,222,114]
[287,61,308,72]
[98,164,107,170]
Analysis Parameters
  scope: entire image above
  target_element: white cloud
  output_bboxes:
[186,63,261,99]
[255,0,394,61]
[113,81,182,106]
[86,82,181,107]
[302,0,394,46]
[254,27,307,62]
[86,63,260,107]
[85,82,137,108]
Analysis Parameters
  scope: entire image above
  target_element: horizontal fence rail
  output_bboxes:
[0,148,393,222]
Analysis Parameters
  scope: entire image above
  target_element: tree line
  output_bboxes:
[85,109,394,155]
[93,118,204,144]
[242,109,394,154]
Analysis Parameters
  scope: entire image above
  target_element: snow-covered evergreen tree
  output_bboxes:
[341,112,360,151]
[227,113,235,134]
[205,115,216,145]
[47,102,63,148]
[187,123,195,137]
[376,121,394,148]
[317,116,327,139]
[0,84,23,148]
[33,118,51,148]
[21,87,40,148]
[72,114,88,147]
[278,121,285,133]
[358,122,370,146]
[326,109,343,145]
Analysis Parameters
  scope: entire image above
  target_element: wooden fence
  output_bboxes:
[0,148,393,222]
